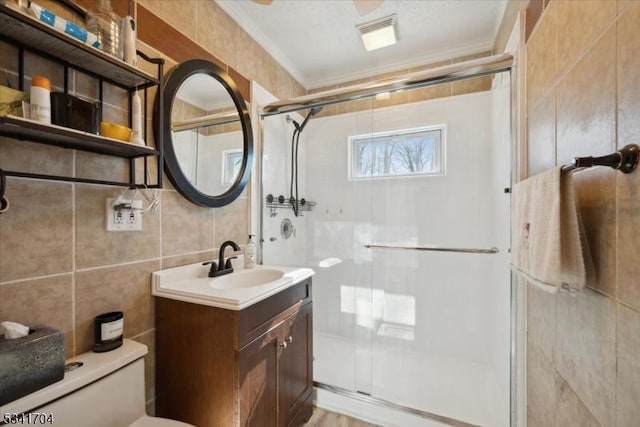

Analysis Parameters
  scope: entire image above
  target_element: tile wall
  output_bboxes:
[0,0,302,413]
[525,1,640,426]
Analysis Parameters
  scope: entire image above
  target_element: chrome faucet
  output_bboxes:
[203,240,240,277]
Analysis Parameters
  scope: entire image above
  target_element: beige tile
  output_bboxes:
[556,0,616,73]
[161,251,216,270]
[617,0,640,146]
[407,83,451,104]
[268,58,293,101]
[452,75,492,96]
[526,1,557,108]
[617,304,640,427]
[24,52,65,92]
[617,172,640,311]
[527,343,558,427]
[214,197,248,247]
[236,29,269,85]
[103,82,129,113]
[0,139,73,176]
[0,275,73,357]
[527,90,556,176]
[75,185,161,269]
[0,179,73,282]
[74,260,160,354]
[161,190,214,256]
[133,330,156,404]
[573,168,617,296]
[527,283,557,363]
[0,40,19,73]
[555,378,602,427]
[555,287,616,427]
[73,71,99,101]
[556,27,616,165]
[196,0,238,69]
[75,152,129,184]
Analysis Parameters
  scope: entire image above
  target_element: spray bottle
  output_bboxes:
[245,235,257,269]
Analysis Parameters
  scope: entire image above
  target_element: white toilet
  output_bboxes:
[0,339,192,427]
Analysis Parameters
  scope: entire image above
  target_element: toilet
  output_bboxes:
[0,339,192,427]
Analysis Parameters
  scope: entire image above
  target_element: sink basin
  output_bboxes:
[210,269,285,290]
[152,261,314,310]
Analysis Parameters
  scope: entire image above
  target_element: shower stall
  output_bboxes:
[257,54,514,427]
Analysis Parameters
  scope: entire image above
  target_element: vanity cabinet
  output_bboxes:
[156,278,313,427]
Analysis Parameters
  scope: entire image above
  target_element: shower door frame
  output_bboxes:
[256,52,520,427]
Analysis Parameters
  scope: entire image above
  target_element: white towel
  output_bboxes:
[511,167,588,292]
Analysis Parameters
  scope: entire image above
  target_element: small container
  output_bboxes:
[30,75,51,124]
[87,0,124,59]
[100,121,132,141]
[50,92,100,134]
[93,311,123,353]
[130,91,144,145]
[245,234,257,269]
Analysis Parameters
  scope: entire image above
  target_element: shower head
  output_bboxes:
[294,106,323,133]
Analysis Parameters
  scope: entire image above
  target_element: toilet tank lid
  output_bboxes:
[0,339,148,416]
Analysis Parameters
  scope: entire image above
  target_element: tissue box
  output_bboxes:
[0,325,65,406]
[0,85,29,117]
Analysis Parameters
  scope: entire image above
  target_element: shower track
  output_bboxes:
[260,53,513,117]
[314,382,481,427]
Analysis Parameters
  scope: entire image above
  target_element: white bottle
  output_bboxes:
[130,91,144,145]
[122,15,137,67]
[30,75,51,124]
[245,235,257,269]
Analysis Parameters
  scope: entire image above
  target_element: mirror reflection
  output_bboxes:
[171,74,244,196]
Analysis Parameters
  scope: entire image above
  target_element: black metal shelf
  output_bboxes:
[0,4,158,89]
[0,116,158,158]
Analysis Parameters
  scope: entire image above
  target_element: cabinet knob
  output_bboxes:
[285,336,293,345]
[278,341,288,349]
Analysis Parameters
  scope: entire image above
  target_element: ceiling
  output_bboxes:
[216,0,508,90]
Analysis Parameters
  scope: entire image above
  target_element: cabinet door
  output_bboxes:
[239,325,282,427]
[278,303,313,427]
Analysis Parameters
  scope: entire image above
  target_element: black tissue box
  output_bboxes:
[0,325,65,406]
[51,92,100,134]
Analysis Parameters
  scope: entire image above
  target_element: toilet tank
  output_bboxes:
[0,340,148,427]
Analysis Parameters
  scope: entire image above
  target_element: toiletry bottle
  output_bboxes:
[122,15,137,66]
[87,0,124,59]
[30,75,51,124]
[245,235,257,268]
[130,91,144,145]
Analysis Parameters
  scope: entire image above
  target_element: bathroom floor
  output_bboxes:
[305,408,381,427]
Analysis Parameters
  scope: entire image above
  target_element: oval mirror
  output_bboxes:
[155,59,253,207]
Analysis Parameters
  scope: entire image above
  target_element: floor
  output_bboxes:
[305,408,380,427]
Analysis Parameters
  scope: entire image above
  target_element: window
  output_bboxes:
[222,149,243,185]
[349,125,445,179]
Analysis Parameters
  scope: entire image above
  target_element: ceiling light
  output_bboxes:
[356,14,398,51]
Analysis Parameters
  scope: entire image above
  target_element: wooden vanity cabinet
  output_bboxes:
[156,278,313,427]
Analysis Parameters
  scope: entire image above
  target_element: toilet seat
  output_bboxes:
[129,415,194,427]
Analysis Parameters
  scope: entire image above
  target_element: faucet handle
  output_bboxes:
[224,256,237,269]
[202,261,218,276]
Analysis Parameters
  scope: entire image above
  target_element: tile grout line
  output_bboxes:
[71,148,77,356]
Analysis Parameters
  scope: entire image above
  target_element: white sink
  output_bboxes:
[152,259,314,310]
[209,268,285,290]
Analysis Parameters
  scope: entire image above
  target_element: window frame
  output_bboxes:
[347,124,447,181]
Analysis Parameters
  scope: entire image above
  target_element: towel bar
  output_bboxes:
[561,144,639,174]
[364,243,499,254]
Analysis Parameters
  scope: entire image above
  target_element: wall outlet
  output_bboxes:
[106,198,143,231]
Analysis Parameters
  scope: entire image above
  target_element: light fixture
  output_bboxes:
[356,14,398,51]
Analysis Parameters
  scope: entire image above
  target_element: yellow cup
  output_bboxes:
[100,122,132,142]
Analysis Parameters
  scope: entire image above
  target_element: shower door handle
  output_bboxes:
[364,243,499,254]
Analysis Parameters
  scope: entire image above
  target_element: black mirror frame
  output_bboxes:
[154,59,253,207]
